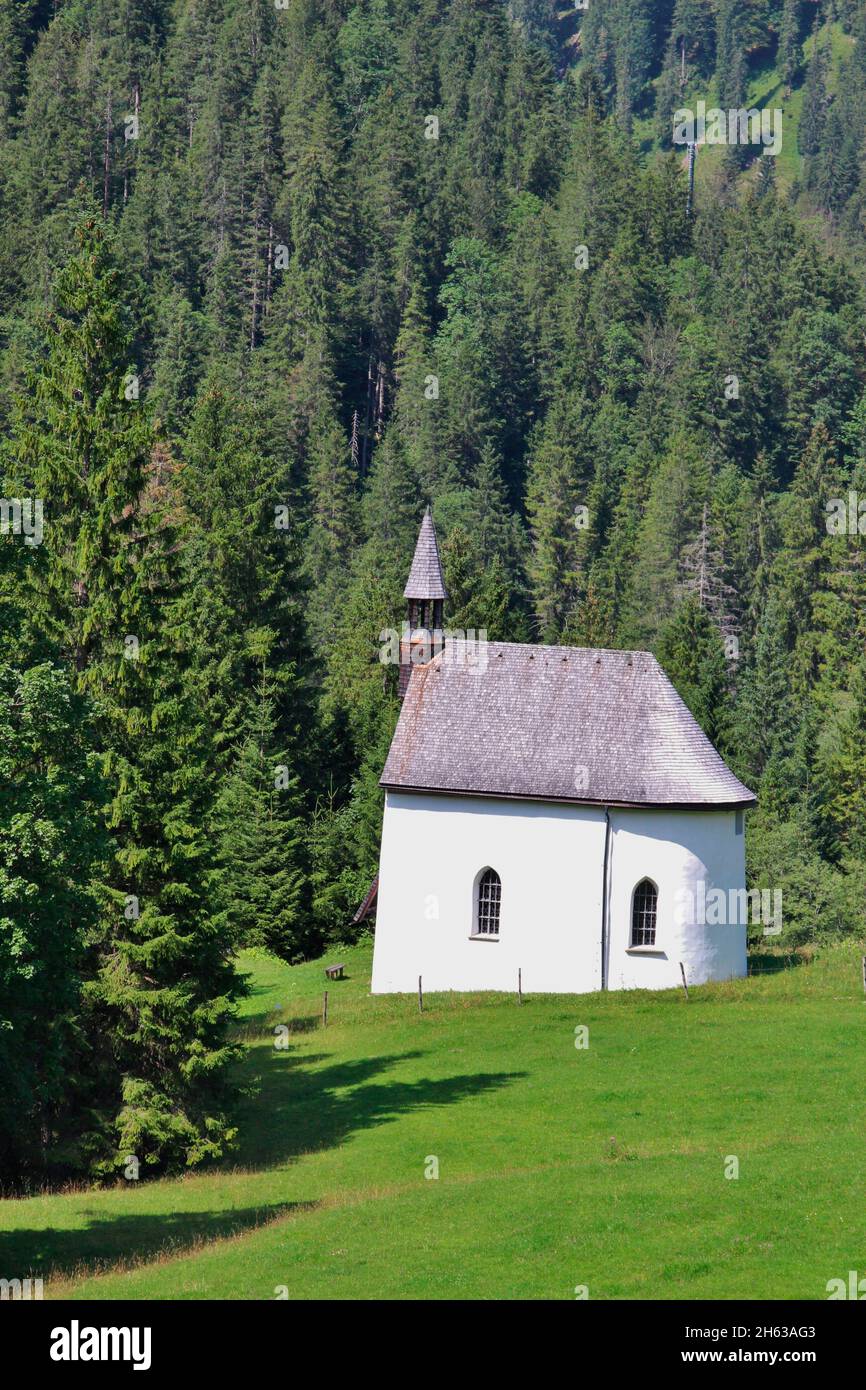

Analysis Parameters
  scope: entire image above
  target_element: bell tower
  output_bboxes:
[400,506,447,698]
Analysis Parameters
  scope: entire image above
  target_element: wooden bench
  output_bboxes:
[324,963,346,981]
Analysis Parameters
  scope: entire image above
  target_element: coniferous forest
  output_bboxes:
[1,0,866,1185]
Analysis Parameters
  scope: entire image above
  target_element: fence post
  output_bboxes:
[322,990,328,1027]
[679,962,689,999]
[418,975,423,1014]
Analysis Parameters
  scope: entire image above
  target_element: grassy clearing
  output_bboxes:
[643,21,855,195]
[1,937,865,1300]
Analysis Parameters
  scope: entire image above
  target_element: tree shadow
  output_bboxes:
[278,1015,321,1033]
[232,1044,525,1170]
[1,1049,524,1285]
[746,951,807,976]
[0,1200,315,1285]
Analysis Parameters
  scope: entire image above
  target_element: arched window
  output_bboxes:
[475,868,501,937]
[631,879,658,947]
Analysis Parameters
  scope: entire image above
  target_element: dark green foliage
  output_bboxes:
[800,26,829,157]
[0,662,106,1178]
[778,0,803,94]
[670,0,716,75]
[178,380,315,775]
[213,657,310,962]
[581,0,656,124]
[6,212,243,1177]
[656,595,733,753]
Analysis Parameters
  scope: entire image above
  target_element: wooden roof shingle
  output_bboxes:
[381,641,755,808]
[403,507,447,600]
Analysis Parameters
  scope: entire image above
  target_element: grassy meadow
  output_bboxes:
[2,938,864,1300]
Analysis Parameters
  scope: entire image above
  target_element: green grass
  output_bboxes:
[744,21,854,189]
[2,938,866,1300]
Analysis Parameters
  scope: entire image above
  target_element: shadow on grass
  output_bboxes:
[2,1051,524,1284]
[0,1200,315,1284]
[232,1045,526,1170]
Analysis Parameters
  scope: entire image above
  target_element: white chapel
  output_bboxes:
[369,510,756,996]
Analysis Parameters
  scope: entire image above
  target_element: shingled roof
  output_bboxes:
[403,507,447,600]
[381,641,755,808]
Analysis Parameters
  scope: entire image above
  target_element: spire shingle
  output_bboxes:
[403,507,447,601]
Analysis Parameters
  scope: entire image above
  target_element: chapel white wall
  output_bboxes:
[371,791,606,994]
[605,808,747,991]
[371,793,747,995]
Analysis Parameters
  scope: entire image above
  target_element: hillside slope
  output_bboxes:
[2,941,864,1300]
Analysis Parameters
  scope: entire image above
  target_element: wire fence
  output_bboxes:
[745,953,802,976]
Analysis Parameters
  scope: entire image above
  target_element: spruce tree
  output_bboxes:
[800,25,829,156]
[525,393,594,641]
[778,0,803,96]
[213,650,310,962]
[180,377,316,780]
[0,661,106,1179]
[304,405,360,649]
[813,655,866,862]
[7,210,242,1175]
[656,595,733,752]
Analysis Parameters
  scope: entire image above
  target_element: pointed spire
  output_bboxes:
[403,505,447,600]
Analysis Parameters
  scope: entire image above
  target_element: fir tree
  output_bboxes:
[778,0,803,96]
[179,378,316,783]
[213,650,310,961]
[7,211,242,1175]
[800,24,829,157]
[0,661,106,1179]
[525,393,594,641]
[656,595,733,752]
